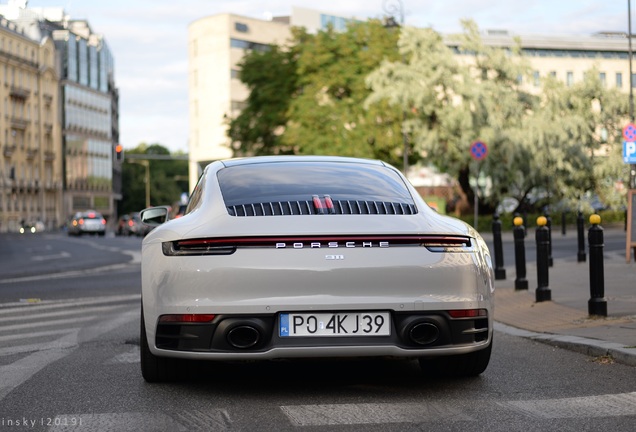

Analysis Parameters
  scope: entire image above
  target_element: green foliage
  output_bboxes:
[283,21,404,166]
[228,42,300,156]
[458,209,626,233]
[118,143,188,215]
[228,18,631,217]
[229,21,405,167]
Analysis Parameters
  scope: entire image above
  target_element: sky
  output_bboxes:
[14,1,630,153]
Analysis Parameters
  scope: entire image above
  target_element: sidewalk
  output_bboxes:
[489,226,636,367]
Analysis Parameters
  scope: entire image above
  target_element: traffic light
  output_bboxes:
[115,144,124,161]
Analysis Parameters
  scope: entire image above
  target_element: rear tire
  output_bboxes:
[140,307,177,382]
[419,338,492,378]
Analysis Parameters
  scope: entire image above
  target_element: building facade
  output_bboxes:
[455,30,632,96]
[0,16,62,233]
[0,1,119,231]
[187,7,360,188]
[50,20,120,220]
[187,13,291,188]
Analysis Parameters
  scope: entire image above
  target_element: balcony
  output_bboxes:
[3,144,17,157]
[44,151,55,161]
[11,117,28,130]
[26,147,39,160]
[9,86,30,100]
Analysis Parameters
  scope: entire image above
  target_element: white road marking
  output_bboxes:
[281,402,473,426]
[46,410,233,432]
[31,251,71,262]
[104,346,140,364]
[0,302,138,403]
[499,392,636,419]
[35,393,636,431]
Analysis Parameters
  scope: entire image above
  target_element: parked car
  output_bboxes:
[67,210,106,236]
[139,156,495,382]
[19,222,36,234]
[116,212,144,236]
[171,204,188,219]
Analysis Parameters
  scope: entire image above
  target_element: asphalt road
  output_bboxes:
[0,230,635,431]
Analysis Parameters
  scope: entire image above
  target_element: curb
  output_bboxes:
[495,322,636,367]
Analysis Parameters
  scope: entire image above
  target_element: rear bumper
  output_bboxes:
[149,310,492,360]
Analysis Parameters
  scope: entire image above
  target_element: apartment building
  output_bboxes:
[0,1,119,232]
[0,16,61,233]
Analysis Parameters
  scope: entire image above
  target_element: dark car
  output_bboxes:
[117,212,144,236]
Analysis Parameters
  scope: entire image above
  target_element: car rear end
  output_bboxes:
[141,157,494,379]
[78,211,106,236]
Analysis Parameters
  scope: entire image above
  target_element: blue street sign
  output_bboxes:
[470,141,488,161]
[624,141,636,163]
[624,124,636,142]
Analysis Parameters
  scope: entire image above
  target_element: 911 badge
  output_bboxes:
[325,254,344,260]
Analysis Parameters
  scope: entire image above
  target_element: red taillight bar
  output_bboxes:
[448,309,487,318]
[159,314,216,323]
[175,235,471,248]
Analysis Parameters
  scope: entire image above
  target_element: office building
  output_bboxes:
[187,7,360,187]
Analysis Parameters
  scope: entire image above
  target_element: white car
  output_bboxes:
[67,210,106,236]
[140,156,494,382]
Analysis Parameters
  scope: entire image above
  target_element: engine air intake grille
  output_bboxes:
[227,200,418,217]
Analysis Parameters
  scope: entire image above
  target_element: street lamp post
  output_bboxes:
[630,0,636,188]
[383,0,409,175]
[129,160,150,208]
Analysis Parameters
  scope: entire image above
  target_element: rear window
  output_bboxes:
[217,161,417,216]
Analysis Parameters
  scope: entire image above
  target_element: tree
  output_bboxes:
[229,21,405,167]
[562,68,629,209]
[118,143,188,215]
[366,20,630,214]
[282,20,403,166]
[366,20,535,211]
[228,38,302,156]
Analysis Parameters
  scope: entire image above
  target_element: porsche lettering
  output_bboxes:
[275,241,389,249]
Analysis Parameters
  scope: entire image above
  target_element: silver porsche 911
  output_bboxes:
[139,156,495,382]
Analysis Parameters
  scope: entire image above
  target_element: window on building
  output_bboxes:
[231,100,248,112]
[230,38,270,53]
[599,72,606,87]
[549,71,556,78]
[566,71,574,87]
[533,70,540,87]
[235,22,249,33]
[632,73,636,88]
[617,72,623,88]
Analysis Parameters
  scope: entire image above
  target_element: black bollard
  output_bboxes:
[577,211,586,262]
[561,212,566,236]
[588,215,607,316]
[535,216,551,302]
[492,213,506,280]
[513,216,528,290]
[544,210,553,267]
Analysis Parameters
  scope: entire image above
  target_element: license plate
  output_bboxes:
[279,312,390,337]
